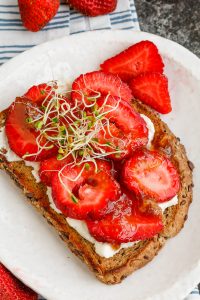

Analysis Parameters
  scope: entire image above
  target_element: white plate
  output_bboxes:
[0,30,200,300]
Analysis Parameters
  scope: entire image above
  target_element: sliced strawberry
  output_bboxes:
[129,73,172,114]
[5,98,57,161]
[40,156,112,186]
[86,192,163,243]
[24,83,54,105]
[101,41,164,82]
[122,149,180,203]
[71,71,133,107]
[39,155,73,186]
[96,123,129,160]
[95,96,148,159]
[51,160,120,220]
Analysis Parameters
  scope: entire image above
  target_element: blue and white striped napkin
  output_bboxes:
[0,0,139,65]
[0,0,199,299]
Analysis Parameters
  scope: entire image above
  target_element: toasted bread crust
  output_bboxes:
[0,100,193,284]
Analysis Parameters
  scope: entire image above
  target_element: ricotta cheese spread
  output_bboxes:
[47,186,137,258]
[140,114,155,148]
[158,195,179,211]
[46,186,178,258]
[24,161,41,183]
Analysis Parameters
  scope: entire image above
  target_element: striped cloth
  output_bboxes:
[0,0,139,65]
[0,1,199,299]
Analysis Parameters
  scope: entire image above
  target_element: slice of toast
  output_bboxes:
[0,99,193,284]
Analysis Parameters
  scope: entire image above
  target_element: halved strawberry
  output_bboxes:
[24,83,54,105]
[86,192,163,243]
[129,73,172,114]
[101,41,164,82]
[5,98,57,161]
[71,71,133,107]
[122,149,180,203]
[95,96,148,159]
[51,160,120,220]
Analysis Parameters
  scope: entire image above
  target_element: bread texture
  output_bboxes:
[0,100,193,284]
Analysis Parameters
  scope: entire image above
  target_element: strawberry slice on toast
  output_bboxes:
[95,96,148,159]
[5,99,57,161]
[87,192,163,243]
[51,160,120,220]
[24,83,53,105]
[122,149,180,203]
[71,71,133,107]
[39,155,73,186]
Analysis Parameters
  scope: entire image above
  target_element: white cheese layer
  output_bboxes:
[47,187,137,258]
[140,114,155,148]
[67,218,137,258]
[23,161,40,183]
[47,187,178,258]
[159,196,179,211]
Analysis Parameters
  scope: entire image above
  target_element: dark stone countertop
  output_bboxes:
[135,0,200,57]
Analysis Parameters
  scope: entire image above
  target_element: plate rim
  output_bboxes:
[0,29,200,82]
[0,29,200,300]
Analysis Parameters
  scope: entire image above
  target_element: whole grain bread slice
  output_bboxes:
[0,100,193,284]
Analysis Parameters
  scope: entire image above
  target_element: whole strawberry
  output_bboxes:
[68,0,117,17]
[18,0,60,32]
[0,263,37,300]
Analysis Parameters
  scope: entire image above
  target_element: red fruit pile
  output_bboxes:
[5,40,179,245]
